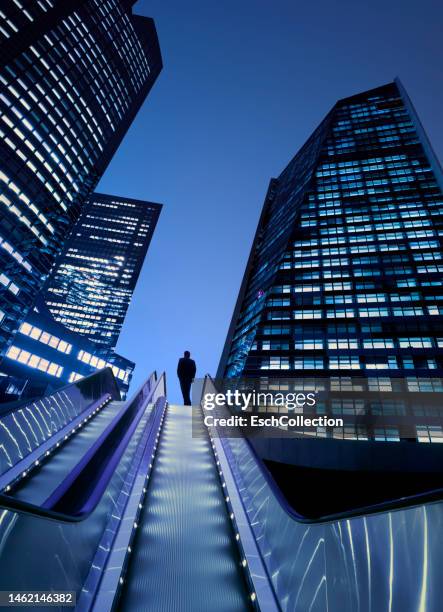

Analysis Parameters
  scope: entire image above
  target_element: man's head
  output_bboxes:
[184,350,190,358]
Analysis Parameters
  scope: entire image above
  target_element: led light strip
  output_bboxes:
[205,419,259,607]
[205,412,280,612]
[114,403,167,590]
[78,396,167,612]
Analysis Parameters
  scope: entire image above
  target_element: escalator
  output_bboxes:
[117,405,251,612]
[0,369,161,606]
[0,372,257,612]
[0,369,442,611]
[0,401,154,602]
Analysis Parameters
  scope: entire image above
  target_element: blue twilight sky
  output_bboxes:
[97,0,443,402]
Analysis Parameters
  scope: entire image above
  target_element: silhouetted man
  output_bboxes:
[177,350,196,406]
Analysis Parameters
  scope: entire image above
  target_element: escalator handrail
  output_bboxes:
[41,371,158,516]
[202,374,443,524]
[0,372,166,522]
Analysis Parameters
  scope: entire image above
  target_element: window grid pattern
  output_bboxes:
[44,193,161,348]
[0,1,161,359]
[220,82,443,441]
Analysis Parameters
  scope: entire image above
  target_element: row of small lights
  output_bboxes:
[3,395,113,494]
[204,408,258,607]
[116,400,168,593]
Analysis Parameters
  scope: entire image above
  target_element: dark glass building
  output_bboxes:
[44,192,161,348]
[218,80,443,443]
[0,1,162,362]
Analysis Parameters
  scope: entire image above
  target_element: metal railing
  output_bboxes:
[0,370,167,606]
[0,371,164,522]
[200,374,443,611]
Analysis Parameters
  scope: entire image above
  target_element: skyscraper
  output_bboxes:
[0,1,162,362]
[218,80,443,441]
[44,193,162,348]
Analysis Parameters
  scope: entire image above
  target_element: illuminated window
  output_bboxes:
[69,372,84,382]
[40,332,50,344]
[363,339,395,349]
[6,345,20,360]
[329,339,358,350]
[399,338,432,349]
[30,326,42,340]
[260,357,290,370]
[329,356,360,369]
[37,359,49,372]
[17,350,30,364]
[58,340,71,354]
[374,428,400,442]
[294,309,322,320]
[417,426,443,443]
[20,322,32,335]
[5,345,62,377]
[294,357,323,369]
[295,339,324,350]
[18,323,71,353]
[28,355,40,368]
[47,362,58,376]
[48,336,59,349]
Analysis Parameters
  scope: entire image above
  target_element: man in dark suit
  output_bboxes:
[177,350,196,406]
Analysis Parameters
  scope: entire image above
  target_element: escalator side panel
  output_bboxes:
[225,434,443,612]
[0,404,153,611]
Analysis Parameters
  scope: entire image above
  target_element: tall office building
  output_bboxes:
[0,1,162,362]
[218,81,443,439]
[44,193,161,348]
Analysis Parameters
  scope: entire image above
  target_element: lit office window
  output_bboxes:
[19,322,72,354]
[69,372,84,383]
[416,425,443,443]
[6,345,63,377]
[374,428,400,442]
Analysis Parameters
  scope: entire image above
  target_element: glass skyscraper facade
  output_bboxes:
[218,81,443,441]
[0,1,162,362]
[44,193,162,348]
